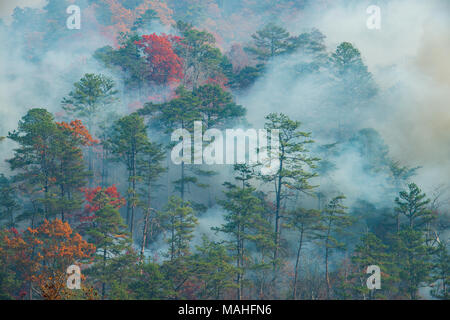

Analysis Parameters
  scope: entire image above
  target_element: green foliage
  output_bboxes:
[7,108,89,222]
[215,164,273,299]
[174,21,224,88]
[109,113,150,236]
[61,73,118,128]
[329,42,377,103]
[316,195,354,298]
[396,228,432,299]
[395,183,434,230]
[246,23,294,61]
[161,196,198,261]
[189,236,238,299]
[128,261,174,299]
[94,35,147,92]
[0,175,20,228]
[430,241,449,299]
[261,113,320,267]
[349,233,398,299]
[84,187,133,299]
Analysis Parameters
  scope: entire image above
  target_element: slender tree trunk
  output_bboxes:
[325,225,332,299]
[130,151,136,238]
[141,183,151,266]
[293,228,304,299]
[273,158,283,268]
[102,247,107,299]
[181,161,185,201]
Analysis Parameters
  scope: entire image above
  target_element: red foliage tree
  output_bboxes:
[56,119,99,146]
[83,184,126,214]
[0,220,95,299]
[135,33,184,84]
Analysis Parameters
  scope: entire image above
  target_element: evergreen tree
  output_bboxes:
[140,86,201,201]
[61,73,118,183]
[0,175,20,228]
[128,261,174,299]
[189,236,237,299]
[396,228,432,299]
[52,120,93,221]
[215,164,272,300]
[137,141,166,262]
[61,73,118,131]
[348,233,398,299]
[395,183,434,230]
[329,42,377,108]
[109,113,149,237]
[261,113,319,269]
[430,241,449,299]
[84,186,131,299]
[94,35,148,94]
[316,195,353,299]
[7,109,59,221]
[174,21,224,88]
[193,83,245,128]
[287,207,321,299]
[160,196,198,298]
[161,196,198,261]
[246,23,294,62]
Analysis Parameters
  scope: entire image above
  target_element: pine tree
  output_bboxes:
[7,109,58,221]
[395,183,434,230]
[161,196,198,261]
[246,23,294,62]
[61,74,118,129]
[215,164,272,300]
[94,35,148,95]
[109,113,149,237]
[83,185,131,299]
[193,83,246,129]
[128,261,174,299]
[396,228,432,299]
[0,174,20,228]
[261,113,319,270]
[139,86,201,201]
[61,73,118,184]
[348,233,398,299]
[52,120,94,221]
[160,196,198,297]
[287,207,321,299]
[137,141,166,262]
[430,241,449,299]
[316,195,353,299]
[329,42,377,111]
[174,21,224,88]
[189,235,237,299]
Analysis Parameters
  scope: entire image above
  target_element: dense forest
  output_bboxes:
[0,0,448,300]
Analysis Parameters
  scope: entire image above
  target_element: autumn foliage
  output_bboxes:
[57,120,99,146]
[0,219,95,299]
[83,185,126,214]
[97,0,174,46]
[135,33,184,84]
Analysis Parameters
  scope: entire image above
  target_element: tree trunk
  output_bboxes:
[293,229,304,299]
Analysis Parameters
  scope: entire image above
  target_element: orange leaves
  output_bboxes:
[98,0,174,46]
[26,219,96,263]
[135,33,184,84]
[0,219,96,296]
[56,119,99,146]
[83,184,126,213]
